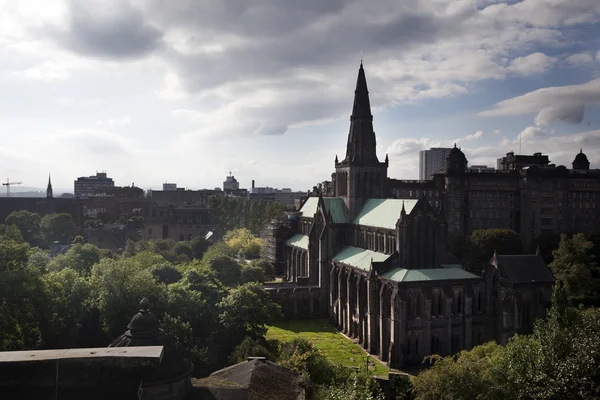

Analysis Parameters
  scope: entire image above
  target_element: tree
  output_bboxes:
[151,264,183,285]
[224,228,263,259]
[468,229,523,271]
[218,282,282,351]
[6,210,41,244]
[412,342,503,400]
[47,243,104,274]
[250,259,276,281]
[208,256,242,287]
[240,263,265,283]
[88,258,168,338]
[0,237,50,350]
[27,247,51,271]
[549,234,599,306]
[41,213,76,245]
[190,236,210,259]
[0,224,25,242]
[173,241,194,262]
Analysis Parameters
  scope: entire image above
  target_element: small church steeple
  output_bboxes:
[46,174,53,199]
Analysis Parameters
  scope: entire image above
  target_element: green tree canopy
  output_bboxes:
[48,243,104,274]
[208,256,242,287]
[470,228,523,257]
[550,234,599,306]
[218,282,282,351]
[41,213,76,245]
[6,210,41,244]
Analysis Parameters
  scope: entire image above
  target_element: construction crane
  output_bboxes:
[3,178,22,197]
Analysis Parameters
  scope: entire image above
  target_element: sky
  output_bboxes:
[0,0,599,193]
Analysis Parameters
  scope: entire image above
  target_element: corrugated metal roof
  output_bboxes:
[299,197,319,218]
[382,267,480,282]
[332,246,390,271]
[353,199,418,229]
[285,234,309,250]
[323,198,348,223]
[299,197,348,223]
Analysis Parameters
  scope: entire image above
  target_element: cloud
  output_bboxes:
[48,0,163,60]
[462,130,485,141]
[534,103,585,126]
[97,115,131,128]
[507,52,557,76]
[480,78,600,126]
[518,126,550,141]
[13,60,70,81]
[564,53,595,66]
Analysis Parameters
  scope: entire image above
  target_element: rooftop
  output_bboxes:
[285,233,309,250]
[353,198,418,229]
[333,246,391,271]
[381,267,480,282]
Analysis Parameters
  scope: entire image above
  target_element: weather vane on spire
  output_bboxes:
[361,51,364,64]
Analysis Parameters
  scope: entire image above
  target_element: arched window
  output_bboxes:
[179,233,184,241]
[438,292,444,316]
[408,295,415,320]
[457,291,463,314]
[416,293,423,319]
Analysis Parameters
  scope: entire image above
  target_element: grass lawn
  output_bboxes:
[266,319,389,376]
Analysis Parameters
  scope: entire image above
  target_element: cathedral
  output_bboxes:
[265,62,555,368]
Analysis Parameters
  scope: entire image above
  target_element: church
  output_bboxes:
[265,62,555,368]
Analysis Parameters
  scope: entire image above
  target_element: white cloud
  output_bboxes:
[480,78,600,126]
[564,53,594,66]
[508,52,557,76]
[518,126,550,141]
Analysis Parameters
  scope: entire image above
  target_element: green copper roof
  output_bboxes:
[353,199,418,229]
[381,267,480,283]
[299,197,348,223]
[332,246,391,271]
[285,234,309,250]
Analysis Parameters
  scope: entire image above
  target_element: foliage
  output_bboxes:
[0,224,25,242]
[470,228,523,258]
[550,234,599,306]
[240,263,265,283]
[208,196,289,234]
[315,372,386,400]
[6,210,41,244]
[28,247,51,271]
[229,336,280,363]
[0,237,49,350]
[412,286,600,400]
[151,264,183,285]
[41,213,76,245]
[208,256,242,286]
[250,259,276,281]
[160,313,210,376]
[88,257,168,338]
[202,241,235,264]
[412,342,503,400]
[224,228,264,259]
[42,268,91,348]
[218,282,282,351]
[48,243,105,274]
[190,236,210,259]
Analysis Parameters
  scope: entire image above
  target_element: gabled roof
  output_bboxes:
[285,234,308,250]
[333,246,391,271]
[382,267,480,283]
[192,358,303,400]
[353,199,418,229]
[299,197,348,223]
[496,254,554,283]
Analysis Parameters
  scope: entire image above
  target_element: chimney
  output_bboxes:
[252,180,255,189]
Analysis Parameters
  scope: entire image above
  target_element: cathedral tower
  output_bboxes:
[335,62,388,218]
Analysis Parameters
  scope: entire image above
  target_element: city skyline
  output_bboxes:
[1,0,600,191]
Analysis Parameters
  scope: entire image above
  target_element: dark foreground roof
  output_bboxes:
[497,255,555,283]
[191,358,303,400]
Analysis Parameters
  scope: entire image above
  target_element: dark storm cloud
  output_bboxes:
[51,0,163,59]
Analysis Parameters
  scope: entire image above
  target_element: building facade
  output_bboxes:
[74,172,115,197]
[419,148,453,180]
[143,204,217,241]
[266,63,555,369]
[223,174,240,191]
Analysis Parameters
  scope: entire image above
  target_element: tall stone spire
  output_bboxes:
[343,62,379,165]
[46,173,53,199]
